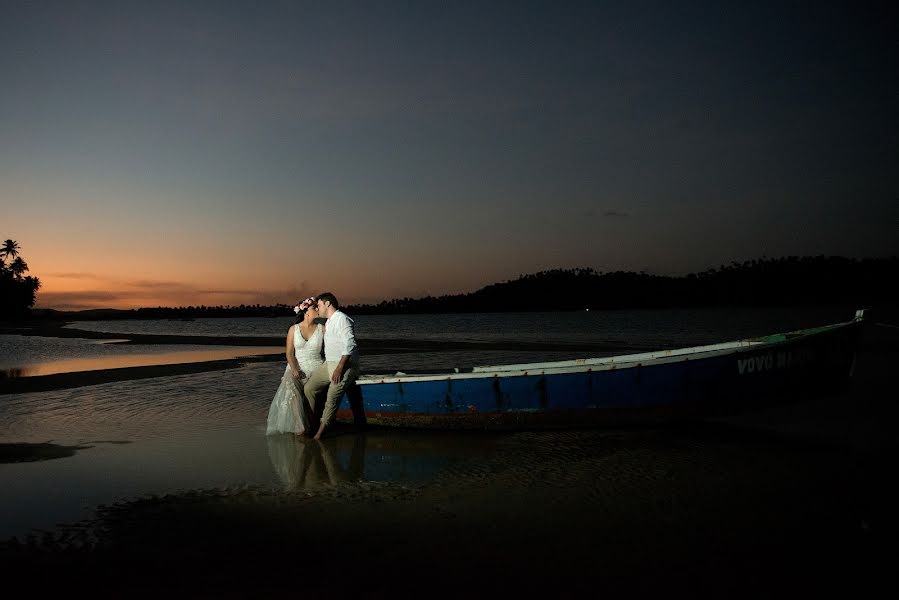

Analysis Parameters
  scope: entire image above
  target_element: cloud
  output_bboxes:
[46,272,111,280]
[48,273,195,290]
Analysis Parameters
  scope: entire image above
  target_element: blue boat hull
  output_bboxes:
[340,317,862,428]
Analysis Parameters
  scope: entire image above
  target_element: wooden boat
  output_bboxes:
[339,310,865,429]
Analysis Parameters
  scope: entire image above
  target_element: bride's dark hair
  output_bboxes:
[293,309,308,326]
[290,296,316,328]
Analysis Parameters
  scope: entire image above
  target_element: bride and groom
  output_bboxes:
[265,292,361,440]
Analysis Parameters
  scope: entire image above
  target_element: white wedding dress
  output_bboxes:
[266,323,323,435]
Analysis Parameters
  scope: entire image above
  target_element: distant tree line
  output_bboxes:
[134,304,292,318]
[345,256,898,314]
[1,239,41,318]
[53,304,295,321]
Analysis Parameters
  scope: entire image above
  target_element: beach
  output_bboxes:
[1,315,896,597]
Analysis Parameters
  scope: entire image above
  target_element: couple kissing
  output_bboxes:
[265,292,362,440]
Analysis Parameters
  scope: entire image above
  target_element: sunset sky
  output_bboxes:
[3,1,896,310]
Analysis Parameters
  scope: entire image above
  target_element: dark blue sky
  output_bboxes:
[2,1,896,308]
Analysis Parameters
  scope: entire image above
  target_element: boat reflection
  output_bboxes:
[265,431,495,490]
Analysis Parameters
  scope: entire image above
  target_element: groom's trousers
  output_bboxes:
[304,361,360,428]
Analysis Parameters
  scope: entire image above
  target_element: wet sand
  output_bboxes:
[0,442,94,463]
[2,321,896,597]
[2,426,895,598]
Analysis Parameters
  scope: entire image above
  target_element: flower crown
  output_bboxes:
[293,297,316,315]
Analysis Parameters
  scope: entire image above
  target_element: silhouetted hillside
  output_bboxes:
[346,256,898,314]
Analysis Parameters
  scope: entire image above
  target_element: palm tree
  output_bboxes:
[1,239,20,264]
[10,257,28,279]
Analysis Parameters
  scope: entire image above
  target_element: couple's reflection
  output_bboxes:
[266,433,366,491]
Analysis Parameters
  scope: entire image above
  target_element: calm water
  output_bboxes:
[63,306,852,346]
[3,306,853,376]
[0,335,282,377]
[0,362,497,539]
[0,307,856,539]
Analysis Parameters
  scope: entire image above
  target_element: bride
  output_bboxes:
[266,297,324,435]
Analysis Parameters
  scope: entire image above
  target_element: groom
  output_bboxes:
[304,292,361,440]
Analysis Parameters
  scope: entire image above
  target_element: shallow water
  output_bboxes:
[0,334,283,374]
[0,307,864,541]
[1,339,282,378]
[0,361,506,539]
[3,306,853,376]
[63,306,852,345]
[1,315,894,599]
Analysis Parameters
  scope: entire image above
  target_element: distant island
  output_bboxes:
[27,256,898,320]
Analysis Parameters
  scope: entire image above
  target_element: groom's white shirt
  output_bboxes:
[323,310,358,363]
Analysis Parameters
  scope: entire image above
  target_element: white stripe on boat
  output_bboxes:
[356,316,861,386]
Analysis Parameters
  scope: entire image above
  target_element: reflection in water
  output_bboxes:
[266,433,459,491]
[266,435,362,490]
[3,346,282,378]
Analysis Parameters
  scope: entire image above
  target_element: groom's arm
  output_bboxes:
[330,313,356,384]
[332,354,350,384]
